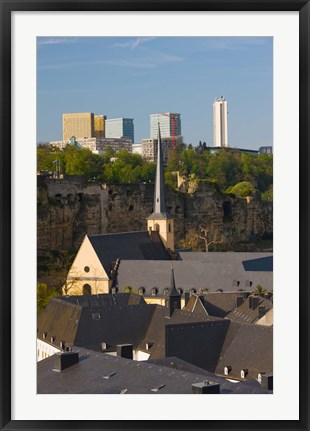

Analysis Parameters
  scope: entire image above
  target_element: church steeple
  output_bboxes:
[151,123,170,218]
[147,124,175,251]
[165,267,181,317]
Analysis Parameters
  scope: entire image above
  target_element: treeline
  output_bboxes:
[166,143,273,199]
[37,143,272,199]
[37,145,156,184]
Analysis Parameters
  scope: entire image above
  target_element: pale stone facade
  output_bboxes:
[64,236,111,295]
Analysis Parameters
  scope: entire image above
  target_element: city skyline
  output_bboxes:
[37,36,273,149]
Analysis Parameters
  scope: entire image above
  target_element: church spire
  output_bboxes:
[165,266,181,317]
[148,123,172,219]
[147,123,175,251]
[154,123,167,215]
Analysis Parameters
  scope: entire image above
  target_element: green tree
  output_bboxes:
[37,283,60,315]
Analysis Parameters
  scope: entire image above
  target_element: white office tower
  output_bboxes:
[150,113,181,139]
[213,97,228,147]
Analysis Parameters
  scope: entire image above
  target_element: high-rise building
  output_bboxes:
[94,115,107,138]
[142,136,183,163]
[213,97,228,147]
[105,118,134,143]
[62,112,95,140]
[150,113,181,139]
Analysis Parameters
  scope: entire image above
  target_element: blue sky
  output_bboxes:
[37,37,273,149]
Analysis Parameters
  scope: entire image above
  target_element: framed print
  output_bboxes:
[1,0,309,430]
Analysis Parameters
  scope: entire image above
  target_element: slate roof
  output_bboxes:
[114,252,273,294]
[147,357,271,394]
[37,347,271,394]
[138,305,222,360]
[226,295,273,324]
[38,294,156,351]
[199,292,252,318]
[216,322,273,380]
[88,230,171,274]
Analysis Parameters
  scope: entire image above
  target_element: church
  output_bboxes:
[64,124,272,300]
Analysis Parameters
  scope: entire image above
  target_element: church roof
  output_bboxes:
[88,230,171,274]
[114,253,273,294]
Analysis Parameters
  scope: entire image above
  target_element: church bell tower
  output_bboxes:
[147,124,175,251]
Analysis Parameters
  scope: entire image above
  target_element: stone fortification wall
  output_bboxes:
[37,177,272,251]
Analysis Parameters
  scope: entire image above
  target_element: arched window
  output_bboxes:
[83,284,91,295]
[138,287,145,295]
[177,288,183,295]
[190,288,197,295]
[155,223,160,232]
[163,288,169,296]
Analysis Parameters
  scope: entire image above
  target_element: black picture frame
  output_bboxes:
[1,1,309,430]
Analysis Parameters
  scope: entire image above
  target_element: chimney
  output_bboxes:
[192,381,220,394]
[249,296,259,310]
[53,352,79,371]
[260,374,273,390]
[184,290,190,306]
[236,296,244,308]
[117,344,133,359]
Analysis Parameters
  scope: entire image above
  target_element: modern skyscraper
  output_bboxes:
[62,112,95,140]
[94,115,107,138]
[105,118,134,143]
[150,113,181,139]
[213,97,228,147]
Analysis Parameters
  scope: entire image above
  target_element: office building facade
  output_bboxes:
[150,113,181,139]
[142,136,183,163]
[94,115,107,139]
[63,112,94,140]
[213,97,228,147]
[105,118,134,143]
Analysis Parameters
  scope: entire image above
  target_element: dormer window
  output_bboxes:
[138,287,145,295]
[224,366,232,376]
[241,369,248,379]
[151,288,158,296]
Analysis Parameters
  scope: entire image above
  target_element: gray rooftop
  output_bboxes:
[88,230,171,274]
[114,252,273,295]
[37,347,271,394]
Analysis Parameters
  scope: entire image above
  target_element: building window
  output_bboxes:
[151,288,158,296]
[233,280,240,288]
[190,288,197,295]
[177,288,183,295]
[84,266,90,273]
[83,284,91,295]
[163,288,169,296]
[168,223,171,233]
[138,287,145,295]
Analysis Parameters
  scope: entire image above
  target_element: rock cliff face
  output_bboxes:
[37,176,273,252]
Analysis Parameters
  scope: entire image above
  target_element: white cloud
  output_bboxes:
[113,37,156,50]
[37,37,79,46]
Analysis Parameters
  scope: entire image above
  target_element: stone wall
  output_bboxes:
[37,176,273,251]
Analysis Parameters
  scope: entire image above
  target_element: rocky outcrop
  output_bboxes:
[37,176,273,252]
